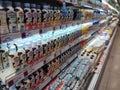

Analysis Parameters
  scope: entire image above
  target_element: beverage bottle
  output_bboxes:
[0,43,9,70]
[37,5,42,29]
[17,44,26,68]
[24,41,33,63]
[5,0,17,33]
[14,2,25,32]
[8,44,20,71]
[24,3,32,30]
[42,5,48,28]
[31,4,37,30]
[0,0,9,34]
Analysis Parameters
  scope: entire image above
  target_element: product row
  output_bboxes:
[11,43,80,90]
[0,0,106,35]
[44,57,91,90]
[0,27,82,72]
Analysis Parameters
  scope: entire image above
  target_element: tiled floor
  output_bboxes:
[98,26,120,90]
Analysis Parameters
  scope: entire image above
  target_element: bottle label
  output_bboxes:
[17,11,25,32]
[7,11,17,33]
[24,9,32,30]
[32,10,37,29]
[0,11,9,34]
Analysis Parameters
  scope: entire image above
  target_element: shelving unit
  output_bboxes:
[0,0,118,90]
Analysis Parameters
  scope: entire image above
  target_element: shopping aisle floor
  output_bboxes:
[98,26,120,90]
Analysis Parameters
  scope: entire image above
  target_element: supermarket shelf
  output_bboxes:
[0,19,108,89]
[3,35,81,87]
[0,19,104,44]
[35,51,79,90]
[2,23,103,88]
[87,21,118,90]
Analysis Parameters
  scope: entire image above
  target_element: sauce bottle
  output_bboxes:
[24,3,32,30]
[31,4,37,30]
[14,2,25,32]
[5,1,17,33]
[0,0,9,34]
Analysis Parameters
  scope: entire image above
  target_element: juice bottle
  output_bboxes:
[5,1,17,33]
[37,5,41,29]
[0,0,9,35]
[14,2,25,32]
[24,3,32,30]
[31,4,37,30]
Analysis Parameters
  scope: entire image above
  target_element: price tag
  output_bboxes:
[39,29,42,34]
[21,32,26,38]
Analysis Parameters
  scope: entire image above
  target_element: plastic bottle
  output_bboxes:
[32,40,38,59]
[17,44,26,68]
[14,2,25,32]
[5,1,17,33]
[0,0,9,34]
[0,43,9,70]
[36,5,41,29]
[31,4,37,30]
[24,3,32,30]
[8,44,20,71]
[42,5,48,27]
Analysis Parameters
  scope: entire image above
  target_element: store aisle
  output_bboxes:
[98,26,120,90]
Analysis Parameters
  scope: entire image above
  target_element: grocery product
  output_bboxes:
[24,3,32,30]
[5,1,17,33]
[14,2,25,32]
[31,4,37,30]
[0,0,9,34]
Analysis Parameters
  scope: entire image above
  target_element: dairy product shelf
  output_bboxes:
[0,19,106,44]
